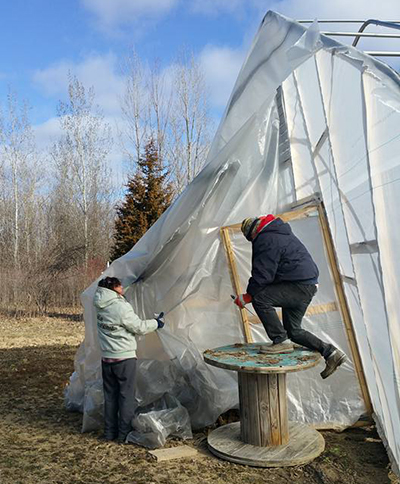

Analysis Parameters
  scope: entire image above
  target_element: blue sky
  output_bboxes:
[0,1,261,125]
[1,0,399,177]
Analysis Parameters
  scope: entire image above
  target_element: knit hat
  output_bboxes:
[241,217,258,240]
[241,214,276,241]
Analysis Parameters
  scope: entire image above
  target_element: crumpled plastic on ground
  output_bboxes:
[81,380,104,432]
[64,341,86,412]
[126,393,192,449]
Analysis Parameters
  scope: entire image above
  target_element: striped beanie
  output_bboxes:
[241,217,257,240]
[241,214,276,241]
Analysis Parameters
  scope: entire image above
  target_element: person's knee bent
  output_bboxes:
[252,292,274,311]
[286,327,305,342]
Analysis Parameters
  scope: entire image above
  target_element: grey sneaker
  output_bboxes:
[259,340,294,354]
[320,349,347,379]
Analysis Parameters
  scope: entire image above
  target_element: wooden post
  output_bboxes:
[238,372,289,446]
[220,227,253,343]
[317,203,373,416]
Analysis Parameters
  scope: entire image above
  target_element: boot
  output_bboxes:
[320,349,347,379]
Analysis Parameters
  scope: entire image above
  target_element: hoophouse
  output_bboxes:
[65,11,400,474]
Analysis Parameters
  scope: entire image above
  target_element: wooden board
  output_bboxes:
[220,227,253,343]
[222,205,318,232]
[208,421,325,467]
[317,204,373,416]
[148,446,198,462]
[247,301,339,325]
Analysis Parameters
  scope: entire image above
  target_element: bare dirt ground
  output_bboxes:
[0,312,399,484]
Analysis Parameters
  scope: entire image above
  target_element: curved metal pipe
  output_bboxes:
[353,19,400,47]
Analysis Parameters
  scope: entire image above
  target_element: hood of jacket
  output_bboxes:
[93,287,120,309]
[254,217,291,240]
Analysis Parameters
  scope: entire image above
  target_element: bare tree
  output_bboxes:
[120,53,173,168]
[168,51,212,193]
[0,90,38,268]
[120,52,150,168]
[52,74,114,273]
[120,49,212,196]
[148,59,172,164]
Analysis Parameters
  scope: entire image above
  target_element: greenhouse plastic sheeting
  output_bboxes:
[65,11,400,473]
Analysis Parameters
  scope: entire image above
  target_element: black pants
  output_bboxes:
[101,358,137,440]
[252,282,334,359]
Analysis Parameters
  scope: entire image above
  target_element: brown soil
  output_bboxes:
[0,313,398,484]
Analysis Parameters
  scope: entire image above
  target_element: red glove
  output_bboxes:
[234,293,252,309]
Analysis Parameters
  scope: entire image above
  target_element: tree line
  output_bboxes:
[0,51,213,315]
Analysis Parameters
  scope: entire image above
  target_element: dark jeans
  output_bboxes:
[252,282,334,358]
[101,358,137,440]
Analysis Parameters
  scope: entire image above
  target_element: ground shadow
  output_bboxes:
[0,307,83,321]
[0,343,85,435]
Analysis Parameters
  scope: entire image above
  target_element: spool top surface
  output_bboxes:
[204,343,321,374]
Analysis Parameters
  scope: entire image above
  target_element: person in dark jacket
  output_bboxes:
[234,214,347,379]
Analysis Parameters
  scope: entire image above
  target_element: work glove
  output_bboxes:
[156,312,165,329]
[233,293,252,309]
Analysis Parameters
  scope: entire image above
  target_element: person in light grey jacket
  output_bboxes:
[94,276,164,442]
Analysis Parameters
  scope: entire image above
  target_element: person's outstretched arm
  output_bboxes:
[120,302,158,335]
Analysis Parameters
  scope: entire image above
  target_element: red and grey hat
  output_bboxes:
[241,214,275,241]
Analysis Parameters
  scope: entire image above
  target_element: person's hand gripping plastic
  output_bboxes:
[232,293,252,309]
[156,312,165,329]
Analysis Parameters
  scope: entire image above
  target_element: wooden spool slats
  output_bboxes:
[258,374,272,446]
[238,372,289,447]
[278,374,289,439]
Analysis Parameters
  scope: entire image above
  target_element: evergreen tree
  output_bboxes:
[111,138,172,260]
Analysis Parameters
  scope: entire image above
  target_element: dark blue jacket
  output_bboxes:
[246,218,319,296]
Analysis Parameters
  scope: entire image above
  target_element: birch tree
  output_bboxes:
[120,52,149,168]
[168,51,212,193]
[0,90,38,268]
[52,74,114,273]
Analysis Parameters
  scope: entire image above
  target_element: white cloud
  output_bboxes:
[33,117,62,151]
[81,0,179,32]
[190,0,245,15]
[33,53,125,116]
[199,45,245,110]
[189,0,266,17]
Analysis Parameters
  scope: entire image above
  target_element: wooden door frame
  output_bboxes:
[220,202,373,417]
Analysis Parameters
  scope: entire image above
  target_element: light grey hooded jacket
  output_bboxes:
[94,287,158,359]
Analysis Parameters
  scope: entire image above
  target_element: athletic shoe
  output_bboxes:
[259,340,294,354]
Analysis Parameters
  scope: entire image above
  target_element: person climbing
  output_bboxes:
[234,214,347,379]
[94,276,165,442]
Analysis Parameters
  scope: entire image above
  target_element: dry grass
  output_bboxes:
[0,313,398,484]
